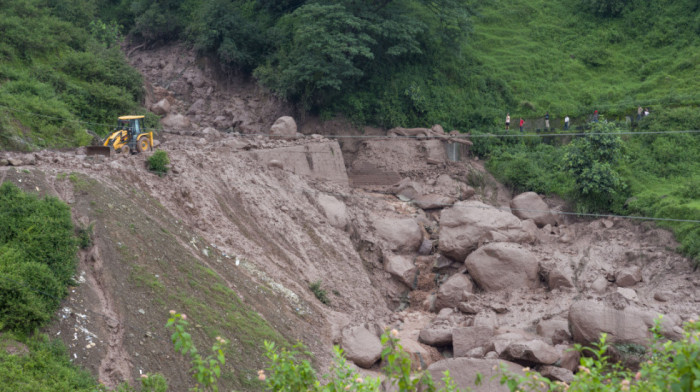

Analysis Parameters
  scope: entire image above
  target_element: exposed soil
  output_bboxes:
[0,43,697,391]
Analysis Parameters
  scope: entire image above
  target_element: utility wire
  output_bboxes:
[2,103,700,139]
[320,190,700,224]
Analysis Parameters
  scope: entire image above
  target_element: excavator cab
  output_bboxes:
[100,115,153,154]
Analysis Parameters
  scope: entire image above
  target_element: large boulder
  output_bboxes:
[418,325,453,346]
[464,243,539,292]
[568,301,650,345]
[503,340,560,365]
[428,358,522,392]
[384,254,416,287]
[510,192,556,227]
[270,116,297,139]
[374,217,423,252]
[341,326,382,368]
[453,326,494,357]
[439,201,533,261]
[317,194,348,229]
[435,273,474,311]
[161,113,191,130]
[151,98,171,116]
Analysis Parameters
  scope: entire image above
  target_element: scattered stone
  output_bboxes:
[452,326,494,357]
[384,254,416,287]
[555,345,580,372]
[8,158,22,166]
[615,266,642,287]
[616,287,638,302]
[267,160,284,169]
[0,159,8,166]
[548,267,574,290]
[418,239,433,255]
[536,319,571,345]
[590,276,608,293]
[510,192,556,227]
[341,326,382,368]
[414,194,455,210]
[539,366,574,383]
[394,179,423,201]
[464,242,540,292]
[458,302,480,314]
[428,358,522,392]
[654,291,671,302]
[435,273,474,311]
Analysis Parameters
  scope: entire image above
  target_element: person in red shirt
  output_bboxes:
[519,118,524,132]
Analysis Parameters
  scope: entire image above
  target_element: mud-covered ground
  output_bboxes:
[0,43,697,391]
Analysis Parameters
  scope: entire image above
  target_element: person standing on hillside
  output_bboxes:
[545,112,550,129]
[564,115,570,130]
[644,108,650,117]
[519,117,524,132]
[593,110,599,123]
[505,113,511,130]
[637,106,643,121]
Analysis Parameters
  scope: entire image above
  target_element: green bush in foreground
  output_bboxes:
[499,319,700,392]
[0,182,77,333]
[147,150,169,176]
[0,334,97,392]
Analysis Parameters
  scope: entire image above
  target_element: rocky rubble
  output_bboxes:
[8,42,692,391]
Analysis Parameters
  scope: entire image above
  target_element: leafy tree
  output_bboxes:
[563,120,627,210]
[192,0,271,72]
[254,3,375,108]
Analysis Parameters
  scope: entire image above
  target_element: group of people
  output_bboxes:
[505,112,570,132]
[506,106,651,132]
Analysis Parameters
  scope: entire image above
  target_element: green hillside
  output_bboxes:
[467,0,700,124]
[0,0,151,150]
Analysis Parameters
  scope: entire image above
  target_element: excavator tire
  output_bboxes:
[137,137,150,153]
[120,145,130,154]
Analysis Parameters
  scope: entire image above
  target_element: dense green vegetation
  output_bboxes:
[0,183,103,390]
[0,333,99,392]
[0,182,78,332]
[0,0,150,150]
[96,0,699,130]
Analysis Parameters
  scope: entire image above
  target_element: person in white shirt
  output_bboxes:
[564,116,570,130]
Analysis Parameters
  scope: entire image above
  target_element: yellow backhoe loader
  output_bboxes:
[87,115,153,157]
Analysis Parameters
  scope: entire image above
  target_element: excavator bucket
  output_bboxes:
[86,146,112,157]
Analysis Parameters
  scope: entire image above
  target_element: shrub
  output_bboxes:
[498,319,700,392]
[147,150,170,176]
[563,120,628,210]
[309,280,330,305]
[0,182,77,332]
[261,329,458,392]
[0,333,98,392]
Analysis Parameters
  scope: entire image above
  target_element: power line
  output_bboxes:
[3,103,700,140]
[319,190,700,224]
